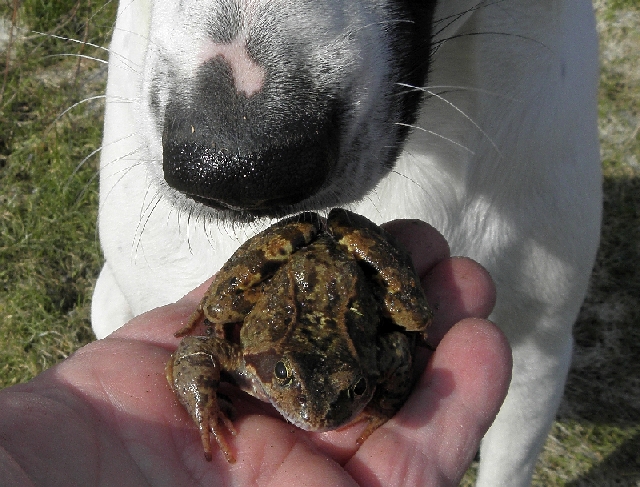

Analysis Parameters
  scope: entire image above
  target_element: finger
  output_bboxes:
[422,257,496,345]
[73,338,359,485]
[226,416,360,487]
[346,318,512,487]
[109,278,215,345]
[416,319,512,484]
[381,219,450,277]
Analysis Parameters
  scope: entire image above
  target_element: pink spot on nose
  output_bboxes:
[198,38,265,97]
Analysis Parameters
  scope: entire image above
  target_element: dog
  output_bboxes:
[94,0,602,484]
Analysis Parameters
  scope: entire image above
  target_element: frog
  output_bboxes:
[165,208,433,463]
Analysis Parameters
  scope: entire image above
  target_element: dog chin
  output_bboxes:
[155,171,380,223]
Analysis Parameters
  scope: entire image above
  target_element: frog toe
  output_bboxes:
[355,411,392,446]
[207,407,237,463]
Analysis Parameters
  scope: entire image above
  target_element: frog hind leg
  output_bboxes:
[356,331,415,445]
[327,208,432,338]
[166,336,241,462]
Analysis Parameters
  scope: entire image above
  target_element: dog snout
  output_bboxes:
[161,50,341,213]
[153,0,436,218]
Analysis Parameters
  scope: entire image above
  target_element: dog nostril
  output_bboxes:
[162,112,338,213]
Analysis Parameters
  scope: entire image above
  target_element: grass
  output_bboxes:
[0,0,639,484]
[0,0,115,385]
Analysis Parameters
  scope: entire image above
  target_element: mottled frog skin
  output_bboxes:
[165,208,432,462]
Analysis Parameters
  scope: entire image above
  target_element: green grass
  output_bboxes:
[0,0,639,484]
[0,1,115,385]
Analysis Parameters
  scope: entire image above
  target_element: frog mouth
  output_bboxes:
[274,402,364,433]
[269,386,373,432]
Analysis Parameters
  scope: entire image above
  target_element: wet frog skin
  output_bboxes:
[166,208,432,462]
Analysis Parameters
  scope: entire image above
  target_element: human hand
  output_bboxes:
[0,220,511,486]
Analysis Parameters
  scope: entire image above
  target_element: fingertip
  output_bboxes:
[414,318,511,483]
[347,318,511,487]
[422,257,496,344]
[432,318,512,411]
[381,219,450,277]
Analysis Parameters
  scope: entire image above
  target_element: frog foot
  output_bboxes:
[166,337,238,462]
[199,400,237,463]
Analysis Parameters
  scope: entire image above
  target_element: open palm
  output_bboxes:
[0,220,511,487]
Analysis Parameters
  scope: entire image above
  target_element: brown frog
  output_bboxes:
[165,208,432,463]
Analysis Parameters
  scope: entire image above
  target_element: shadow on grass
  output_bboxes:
[557,173,640,485]
[566,432,640,486]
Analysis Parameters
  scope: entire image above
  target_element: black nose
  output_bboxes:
[162,57,339,214]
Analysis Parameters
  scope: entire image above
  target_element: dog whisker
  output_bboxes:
[97,145,147,208]
[69,132,140,192]
[431,0,492,38]
[65,145,103,190]
[397,83,521,103]
[42,53,108,64]
[432,31,551,58]
[132,191,164,264]
[73,169,102,207]
[33,28,146,75]
[395,122,475,154]
[394,83,502,158]
[431,0,506,36]
[48,95,107,129]
[32,30,111,55]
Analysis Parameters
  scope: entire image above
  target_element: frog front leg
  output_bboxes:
[175,213,320,337]
[166,336,243,462]
[356,331,415,444]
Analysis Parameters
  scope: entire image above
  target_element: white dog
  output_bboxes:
[94,0,601,484]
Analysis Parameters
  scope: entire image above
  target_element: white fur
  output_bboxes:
[95,1,601,485]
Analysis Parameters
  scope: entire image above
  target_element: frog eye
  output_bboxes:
[349,377,367,399]
[274,361,291,382]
